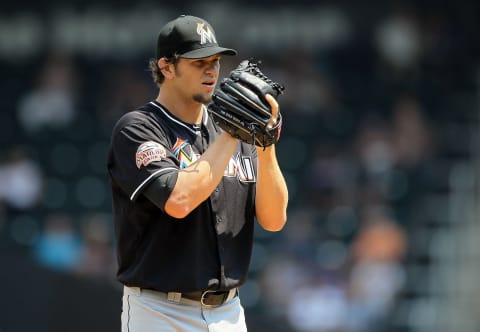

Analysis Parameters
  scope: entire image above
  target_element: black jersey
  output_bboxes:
[107,101,258,292]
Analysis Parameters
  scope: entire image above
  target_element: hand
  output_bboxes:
[265,94,279,129]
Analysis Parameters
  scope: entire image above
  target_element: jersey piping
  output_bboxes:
[149,102,197,135]
[130,167,178,201]
[149,101,210,134]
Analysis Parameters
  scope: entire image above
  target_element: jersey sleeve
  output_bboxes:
[108,116,179,202]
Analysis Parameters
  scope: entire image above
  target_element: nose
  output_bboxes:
[206,61,220,74]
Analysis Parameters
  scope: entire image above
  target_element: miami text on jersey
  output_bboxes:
[224,152,255,182]
[172,138,255,182]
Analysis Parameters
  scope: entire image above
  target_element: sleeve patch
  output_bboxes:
[136,141,167,169]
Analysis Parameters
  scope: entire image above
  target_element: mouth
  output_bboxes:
[202,80,216,88]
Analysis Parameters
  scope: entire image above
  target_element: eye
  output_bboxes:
[192,60,205,67]
[191,57,220,69]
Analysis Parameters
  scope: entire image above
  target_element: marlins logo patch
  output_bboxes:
[136,141,166,169]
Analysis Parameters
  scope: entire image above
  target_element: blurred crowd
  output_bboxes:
[0,2,478,332]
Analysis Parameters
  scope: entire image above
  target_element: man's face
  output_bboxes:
[173,54,221,104]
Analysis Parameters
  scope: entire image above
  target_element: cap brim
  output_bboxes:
[180,46,237,59]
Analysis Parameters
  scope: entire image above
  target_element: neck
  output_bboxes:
[156,91,204,125]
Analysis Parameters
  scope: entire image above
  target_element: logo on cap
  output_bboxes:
[196,22,217,45]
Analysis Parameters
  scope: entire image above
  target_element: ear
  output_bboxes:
[158,58,175,80]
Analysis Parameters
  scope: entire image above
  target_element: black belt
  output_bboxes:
[168,288,238,307]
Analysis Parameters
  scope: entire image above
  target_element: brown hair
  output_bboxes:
[148,55,180,88]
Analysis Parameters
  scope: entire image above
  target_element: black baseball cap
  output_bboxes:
[156,15,237,59]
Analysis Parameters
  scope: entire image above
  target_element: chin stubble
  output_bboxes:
[193,93,212,104]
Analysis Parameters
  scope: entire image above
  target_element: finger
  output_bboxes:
[265,94,279,129]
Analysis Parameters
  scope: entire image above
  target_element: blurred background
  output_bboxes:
[1,1,479,331]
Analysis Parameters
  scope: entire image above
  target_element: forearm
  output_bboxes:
[165,132,237,218]
[255,145,288,231]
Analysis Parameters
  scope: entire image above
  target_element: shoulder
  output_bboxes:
[109,103,173,150]
[111,102,167,138]
[113,105,154,131]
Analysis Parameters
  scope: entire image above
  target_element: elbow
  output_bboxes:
[164,194,197,219]
[165,204,191,219]
[259,214,287,232]
[263,224,285,232]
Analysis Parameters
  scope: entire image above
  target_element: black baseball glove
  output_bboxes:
[208,60,285,147]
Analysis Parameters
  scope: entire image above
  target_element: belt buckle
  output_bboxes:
[200,290,224,308]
